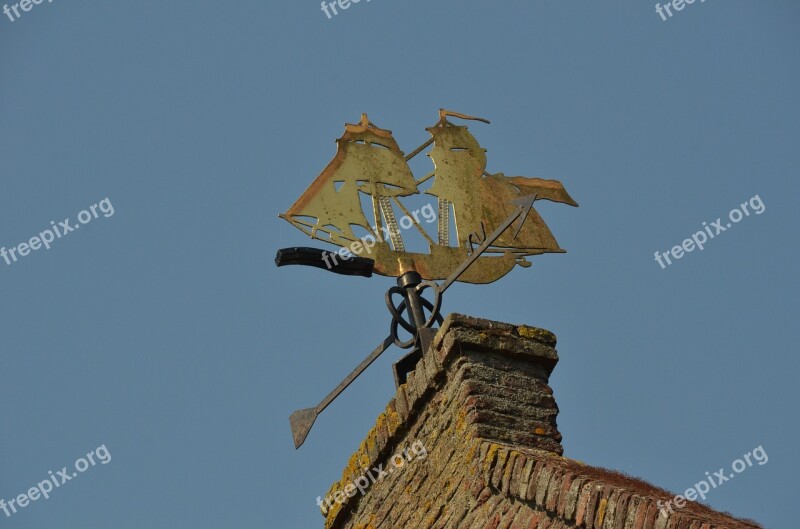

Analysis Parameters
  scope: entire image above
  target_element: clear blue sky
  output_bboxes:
[1,1,797,527]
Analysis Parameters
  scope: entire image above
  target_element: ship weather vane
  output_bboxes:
[276,109,577,448]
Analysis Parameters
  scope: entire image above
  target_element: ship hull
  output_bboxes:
[358,243,543,284]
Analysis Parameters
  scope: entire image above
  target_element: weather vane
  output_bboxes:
[276,109,577,448]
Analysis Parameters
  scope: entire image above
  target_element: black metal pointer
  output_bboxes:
[275,247,374,277]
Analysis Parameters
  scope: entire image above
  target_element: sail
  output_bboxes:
[425,121,488,247]
[424,116,577,252]
[426,123,487,198]
[476,174,565,251]
[506,176,578,207]
[342,120,418,199]
[281,114,418,244]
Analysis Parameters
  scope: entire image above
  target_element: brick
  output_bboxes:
[526,460,547,502]
[575,481,596,527]
[534,464,556,506]
[491,449,511,490]
[383,399,401,439]
[498,504,523,529]
[374,415,390,455]
[483,510,503,529]
[564,477,588,522]
[665,513,680,529]
[600,490,619,529]
[631,499,649,529]
[584,484,605,529]
[510,452,527,497]
[422,349,441,385]
[414,361,430,398]
[544,468,563,512]
[509,509,534,529]
[653,508,669,529]
[643,502,659,529]
[556,472,577,518]
[435,332,456,367]
[366,431,381,462]
[612,492,632,529]
[519,458,536,501]
[527,511,543,529]
[394,384,410,422]
[499,451,517,495]
[405,370,419,409]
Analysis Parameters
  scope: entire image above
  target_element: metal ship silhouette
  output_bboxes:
[280,110,578,284]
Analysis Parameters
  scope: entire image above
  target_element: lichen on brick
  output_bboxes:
[483,443,501,474]
[596,497,608,527]
[465,440,480,463]
[374,412,389,436]
[343,452,362,485]
[517,325,557,345]
[385,407,401,434]
[454,406,468,433]
[351,515,376,529]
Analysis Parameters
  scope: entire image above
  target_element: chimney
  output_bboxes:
[318,314,762,529]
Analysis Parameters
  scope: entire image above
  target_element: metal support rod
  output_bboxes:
[397,271,426,332]
[391,271,428,387]
[404,137,434,162]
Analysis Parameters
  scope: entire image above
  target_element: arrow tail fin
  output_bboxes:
[289,407,318,449]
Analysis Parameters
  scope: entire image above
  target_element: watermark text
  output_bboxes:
[0,444,111,519]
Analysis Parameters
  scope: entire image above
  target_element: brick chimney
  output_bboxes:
[318,314,762,529]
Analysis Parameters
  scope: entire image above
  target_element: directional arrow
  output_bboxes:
[290,334,394,449]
